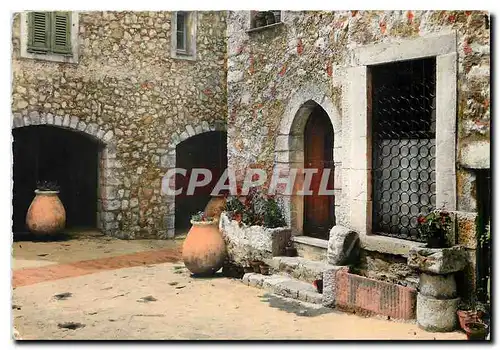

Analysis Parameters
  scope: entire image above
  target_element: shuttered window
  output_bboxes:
[27,11,72,55]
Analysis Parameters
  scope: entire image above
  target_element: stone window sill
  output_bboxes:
[171,52,197,61]
[360,234,426,258]
[246,22,284,34]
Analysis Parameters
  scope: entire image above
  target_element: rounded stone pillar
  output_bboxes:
[408,245,467,332]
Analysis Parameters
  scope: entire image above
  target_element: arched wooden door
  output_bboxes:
[303,106,334,239]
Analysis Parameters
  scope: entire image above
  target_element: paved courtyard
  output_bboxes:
[12,233,466,340]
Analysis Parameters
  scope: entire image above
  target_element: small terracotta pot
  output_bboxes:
[285,246,297,257]
[464,322,488,340]
[260,264,270,275]
[182,220,227,276]
[26,190,66,236]
[457,310,480,330]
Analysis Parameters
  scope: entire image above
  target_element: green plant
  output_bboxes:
[417,209,452,247]
[225,188,286,229]
[191,211,214,222]
[36,180,60,191]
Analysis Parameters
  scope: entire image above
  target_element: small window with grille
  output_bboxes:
[249,11,282,31]
[371,58,436,242]
[27,11,72,56]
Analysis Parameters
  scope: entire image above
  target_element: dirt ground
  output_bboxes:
[11,233,466,340]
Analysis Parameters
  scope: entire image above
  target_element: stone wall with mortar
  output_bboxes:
[226,10,490,295]
[11,11,227,239]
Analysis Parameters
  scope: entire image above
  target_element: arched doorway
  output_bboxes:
[12,125,101,235]
[303,105,335,239]
[274,92,341,240]
[174,131,227,233]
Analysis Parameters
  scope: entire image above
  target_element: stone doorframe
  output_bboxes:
[274,83,342,236]
[160,120,227,238]
[344,32,458,252]
[11,112,117,235]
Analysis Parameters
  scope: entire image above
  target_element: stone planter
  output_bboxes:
[219,212,291,267]
[26,190,66,236]
[182,220,227,276]
[408,245,468,332]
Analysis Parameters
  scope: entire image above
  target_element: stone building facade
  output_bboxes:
[226,10,490,296]
[11,10,490,297]
[11,11,227,239]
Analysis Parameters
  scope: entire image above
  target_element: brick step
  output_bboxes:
[242,273,323,304]
[267,256,335,283]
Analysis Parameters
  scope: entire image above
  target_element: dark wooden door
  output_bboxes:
[303,108,334,239]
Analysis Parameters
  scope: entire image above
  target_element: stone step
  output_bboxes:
[242,273,323,304]
[267,256,335,283]
[291,236,328,261]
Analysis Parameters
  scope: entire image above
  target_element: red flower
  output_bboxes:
[418,216,426,224]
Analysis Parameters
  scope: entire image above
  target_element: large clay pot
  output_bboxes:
[26,190,66,236]
[182,220,227,275]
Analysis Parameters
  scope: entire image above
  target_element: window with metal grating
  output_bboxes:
[371,58,436,242]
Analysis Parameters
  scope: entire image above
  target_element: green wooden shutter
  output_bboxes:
[51,12,72,55]
[27,12,50,53]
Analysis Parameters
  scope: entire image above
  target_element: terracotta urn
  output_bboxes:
[26,190,66,235]
[182,220,227,275]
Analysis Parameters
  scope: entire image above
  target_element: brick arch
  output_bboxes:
[273,83,343,236]
[161,120,227,238]
[11,112,119,237]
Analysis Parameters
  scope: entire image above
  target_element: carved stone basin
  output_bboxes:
[407,245,467,274]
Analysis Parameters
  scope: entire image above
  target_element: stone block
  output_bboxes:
[53,115,62,126]
[327,225,360,265]
[62,115,71,127]
[459,141,490,169]
[69,116,79,129]
[322,266,348,307]
[77,121,87,132]
[419,273,456,299]
[186,124,195,137]
[456,211,478,249]
[408,245,468,274]
[416,294,459,332]
[220,213,291,267]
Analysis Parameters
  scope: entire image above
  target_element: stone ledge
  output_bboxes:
[291,235,328,249]
[360,234,425,258]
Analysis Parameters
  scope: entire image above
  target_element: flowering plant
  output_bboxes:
[417,210,452,248]
[225,187,286,228]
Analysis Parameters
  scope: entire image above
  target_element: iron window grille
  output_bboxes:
[371,58,437,242]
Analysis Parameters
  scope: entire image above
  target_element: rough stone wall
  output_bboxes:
[11,11,227,239]
[227,9,489,190]
[226,10,490,294]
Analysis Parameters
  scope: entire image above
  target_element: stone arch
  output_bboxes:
[11,112,119,236]
[273,83,343,236]
[161,120,227,238]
